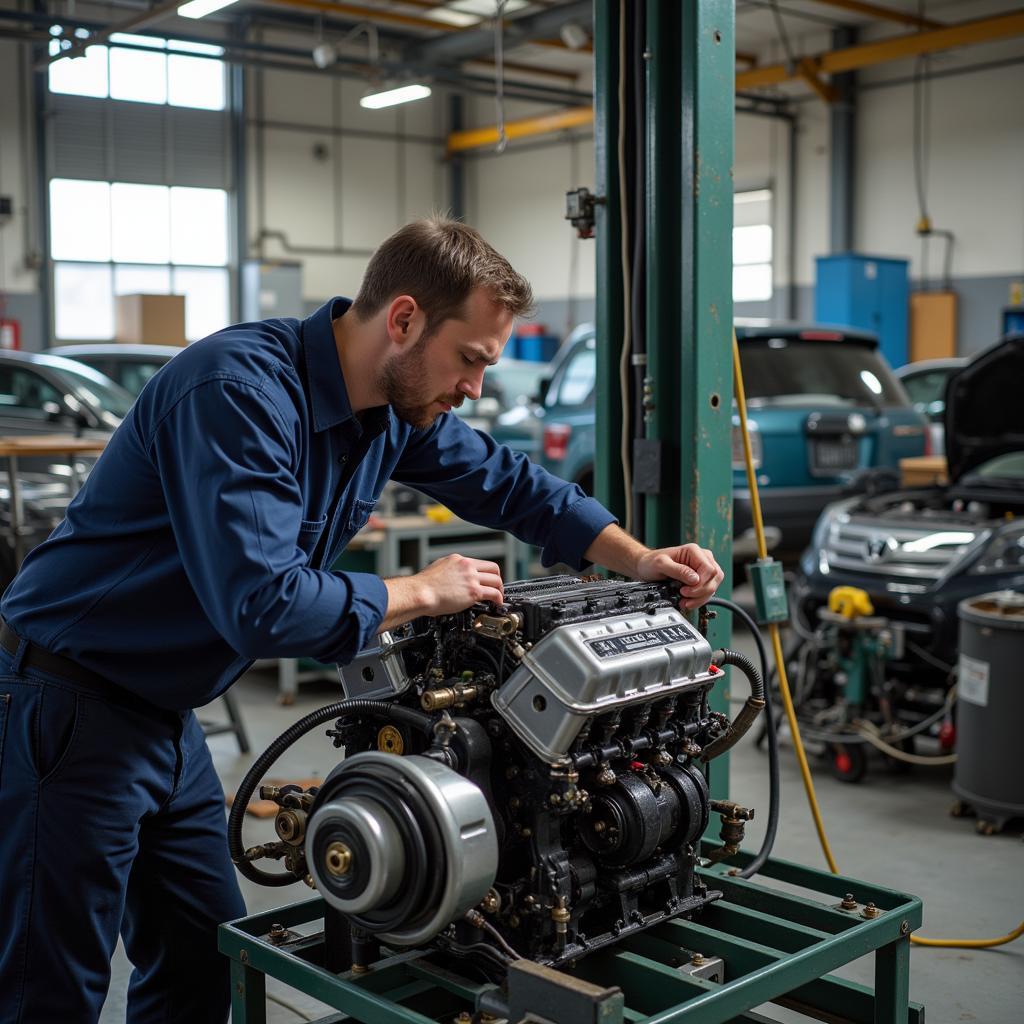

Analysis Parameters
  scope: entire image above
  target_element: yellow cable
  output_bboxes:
[732,336,840,873]
[731,330,1021,950]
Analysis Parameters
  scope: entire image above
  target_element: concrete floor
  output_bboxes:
[100,617,1023,1023]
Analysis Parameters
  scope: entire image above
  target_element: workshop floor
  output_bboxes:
[100,613,1023,1023]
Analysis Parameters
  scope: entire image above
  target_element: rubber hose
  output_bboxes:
[227,699,435,886]
[707,597,779,879]
[700,648,765,762]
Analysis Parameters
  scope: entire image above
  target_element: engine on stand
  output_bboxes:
[229,575,764,976]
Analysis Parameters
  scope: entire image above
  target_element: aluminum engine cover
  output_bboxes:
[492,608,716,762]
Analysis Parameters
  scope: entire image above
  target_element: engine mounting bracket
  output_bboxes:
[219,842,924,1024]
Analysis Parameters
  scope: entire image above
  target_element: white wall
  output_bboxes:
[855,60,1024,281]
[248,29,449,305]
[456,21,1024,311]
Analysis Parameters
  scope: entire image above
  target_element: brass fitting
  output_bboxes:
[480,888,502,914]
[421,684,479,711]
[472,612,522,639]
[325,842,353,877]
[274,809,306,846]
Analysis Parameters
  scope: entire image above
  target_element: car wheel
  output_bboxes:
[575,470,594,497]
[827,742,867,783]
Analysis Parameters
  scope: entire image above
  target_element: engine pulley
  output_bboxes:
[306,752,497,946]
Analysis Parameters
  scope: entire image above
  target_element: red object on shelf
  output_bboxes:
[543,423,572,461]
[0,319,21,350]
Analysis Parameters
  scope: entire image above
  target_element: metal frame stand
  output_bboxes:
[220,845,923,1024]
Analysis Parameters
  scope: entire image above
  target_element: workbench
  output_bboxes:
[275,514,523,703]
[220,842,924,1024]
[0,434,107,566]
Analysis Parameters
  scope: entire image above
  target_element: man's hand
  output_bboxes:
[584,525,725,610]
[634,544,724,610]
[379,555,504,632]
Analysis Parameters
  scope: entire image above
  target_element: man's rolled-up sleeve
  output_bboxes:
[149,376,386,663]
[393,414,616,569]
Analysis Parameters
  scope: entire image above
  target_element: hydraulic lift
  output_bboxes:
[220,2,921,1019]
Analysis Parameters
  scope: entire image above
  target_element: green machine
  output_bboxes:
[220,3,922,1021]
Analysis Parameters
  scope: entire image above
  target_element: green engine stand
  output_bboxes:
[220,843,923,1024]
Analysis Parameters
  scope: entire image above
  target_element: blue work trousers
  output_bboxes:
[0,648,246,1023]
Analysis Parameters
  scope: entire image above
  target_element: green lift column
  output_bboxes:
[595,0,735,798]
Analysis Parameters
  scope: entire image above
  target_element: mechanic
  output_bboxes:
[0,217,723,1023]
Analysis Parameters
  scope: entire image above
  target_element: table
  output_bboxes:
[0,435,108,567]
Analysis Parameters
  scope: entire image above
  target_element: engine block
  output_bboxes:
[240,576,748,973]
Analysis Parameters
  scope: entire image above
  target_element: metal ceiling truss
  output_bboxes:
[9,3,590,107]
[449,6,1024,152]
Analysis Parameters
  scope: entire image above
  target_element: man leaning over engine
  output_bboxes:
[0,216,723,1023]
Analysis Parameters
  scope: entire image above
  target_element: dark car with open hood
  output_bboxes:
[792,334,1024,682]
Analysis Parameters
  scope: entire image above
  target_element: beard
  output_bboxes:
[375,339,463,429]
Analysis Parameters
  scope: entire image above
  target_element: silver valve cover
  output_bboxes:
[491,607,716,762]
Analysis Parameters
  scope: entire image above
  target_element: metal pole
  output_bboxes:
[593,0,626,522]
[230,20,249,324]
[649,0,735,797]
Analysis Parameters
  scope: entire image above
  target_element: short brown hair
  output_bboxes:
[350,216,534,337]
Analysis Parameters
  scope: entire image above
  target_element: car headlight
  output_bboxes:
[732,418,762,470]
[969,522,1024,574]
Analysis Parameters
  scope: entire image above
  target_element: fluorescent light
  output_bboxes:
[360,83,431,109]
[177,0,238,20]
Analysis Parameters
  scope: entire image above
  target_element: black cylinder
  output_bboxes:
[953,592,1024,827]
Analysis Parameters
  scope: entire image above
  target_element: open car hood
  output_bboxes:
[945,334,1024,482]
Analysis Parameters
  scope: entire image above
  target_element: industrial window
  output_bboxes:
[734,189,773,303]
[50,179,229,342]
[48,32,225,111]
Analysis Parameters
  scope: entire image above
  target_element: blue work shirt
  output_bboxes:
[2,298,616,710]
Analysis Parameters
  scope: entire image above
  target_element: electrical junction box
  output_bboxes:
[746,558,789,624]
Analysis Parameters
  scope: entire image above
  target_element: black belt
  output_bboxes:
[0,617,163,715]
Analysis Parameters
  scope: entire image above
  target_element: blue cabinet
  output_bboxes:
[815,254,909,367]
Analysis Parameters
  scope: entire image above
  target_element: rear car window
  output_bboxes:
[740,339,909,408]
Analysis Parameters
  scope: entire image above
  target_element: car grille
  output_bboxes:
[823,516,986,582]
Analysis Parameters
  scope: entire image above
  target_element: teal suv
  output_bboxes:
[494,323,928,555]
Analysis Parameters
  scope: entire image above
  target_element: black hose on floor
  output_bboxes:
[707,597,780,879]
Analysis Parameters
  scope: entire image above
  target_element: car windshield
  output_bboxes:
[492,360,550,405]
[963,452,1024,484]
[51,364,135,418]
[455,359,551,422]
[901,367,957,421]
[740,338,909,408]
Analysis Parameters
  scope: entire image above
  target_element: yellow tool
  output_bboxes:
[827,586,874,620]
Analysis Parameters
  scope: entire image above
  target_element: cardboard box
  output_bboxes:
[900,455,948,488]
[115,294,187,346]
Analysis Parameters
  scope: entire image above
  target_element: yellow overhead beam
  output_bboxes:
[447,8,1024,152]
[259,0,584,50]
[737,8,1024,89]
[797,57,839,103]
[258,0,462,34]
[808,0,941,30]
[447,105,593,153]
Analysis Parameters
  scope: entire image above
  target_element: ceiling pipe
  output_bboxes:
[406,0,592,65]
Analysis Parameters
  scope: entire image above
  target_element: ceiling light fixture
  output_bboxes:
[360,82,432,109]
[177,0,239,20]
